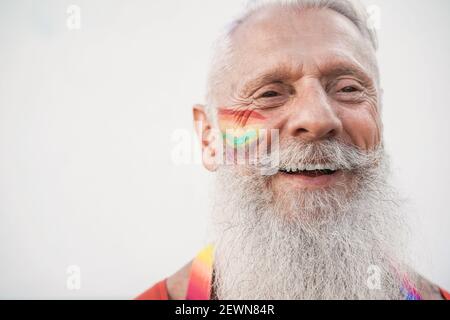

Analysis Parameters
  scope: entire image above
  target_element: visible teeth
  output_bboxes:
[328,164,338,171]
[312,164,329,171]
[282,164,339,172]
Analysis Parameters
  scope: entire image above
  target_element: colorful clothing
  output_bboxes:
[186,244,214,300]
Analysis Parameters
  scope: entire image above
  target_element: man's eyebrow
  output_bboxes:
[321,66,372,82]
[318,57,374,83]
[239,64,302,96]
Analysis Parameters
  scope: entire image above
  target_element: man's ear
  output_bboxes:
[193,104,219,172]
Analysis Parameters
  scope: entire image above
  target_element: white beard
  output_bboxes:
[209,139,412,300]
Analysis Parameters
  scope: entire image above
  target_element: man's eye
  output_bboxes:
[339,86,359,93]
[259,91,280,98]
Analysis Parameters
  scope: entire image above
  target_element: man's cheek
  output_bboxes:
[217,108,271,164]
[342,111,381,150]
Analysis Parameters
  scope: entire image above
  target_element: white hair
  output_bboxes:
[205,0,379,122]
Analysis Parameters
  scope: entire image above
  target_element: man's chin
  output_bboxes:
[265,173,360,225]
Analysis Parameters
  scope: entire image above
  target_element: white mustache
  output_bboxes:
[256,138,382,175]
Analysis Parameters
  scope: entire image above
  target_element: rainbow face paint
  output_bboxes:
[216,107,280,173]
[222,129,258,147]
[218,109,267,126]
[218,108,267,148]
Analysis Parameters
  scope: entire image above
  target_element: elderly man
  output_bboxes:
[137,0,449,300]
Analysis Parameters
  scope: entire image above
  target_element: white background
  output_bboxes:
[0,0,449,299]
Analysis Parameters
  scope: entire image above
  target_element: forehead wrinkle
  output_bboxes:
[230,8,377,85]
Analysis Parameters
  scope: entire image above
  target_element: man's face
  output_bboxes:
[214,7,381,196]
[203,7,408,300]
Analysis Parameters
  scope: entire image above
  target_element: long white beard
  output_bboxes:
[210,139,411,300]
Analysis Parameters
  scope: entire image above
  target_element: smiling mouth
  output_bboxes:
[278,164,339,177]
[280,169,337,177]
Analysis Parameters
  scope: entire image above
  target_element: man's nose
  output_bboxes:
[285,81,343,141]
